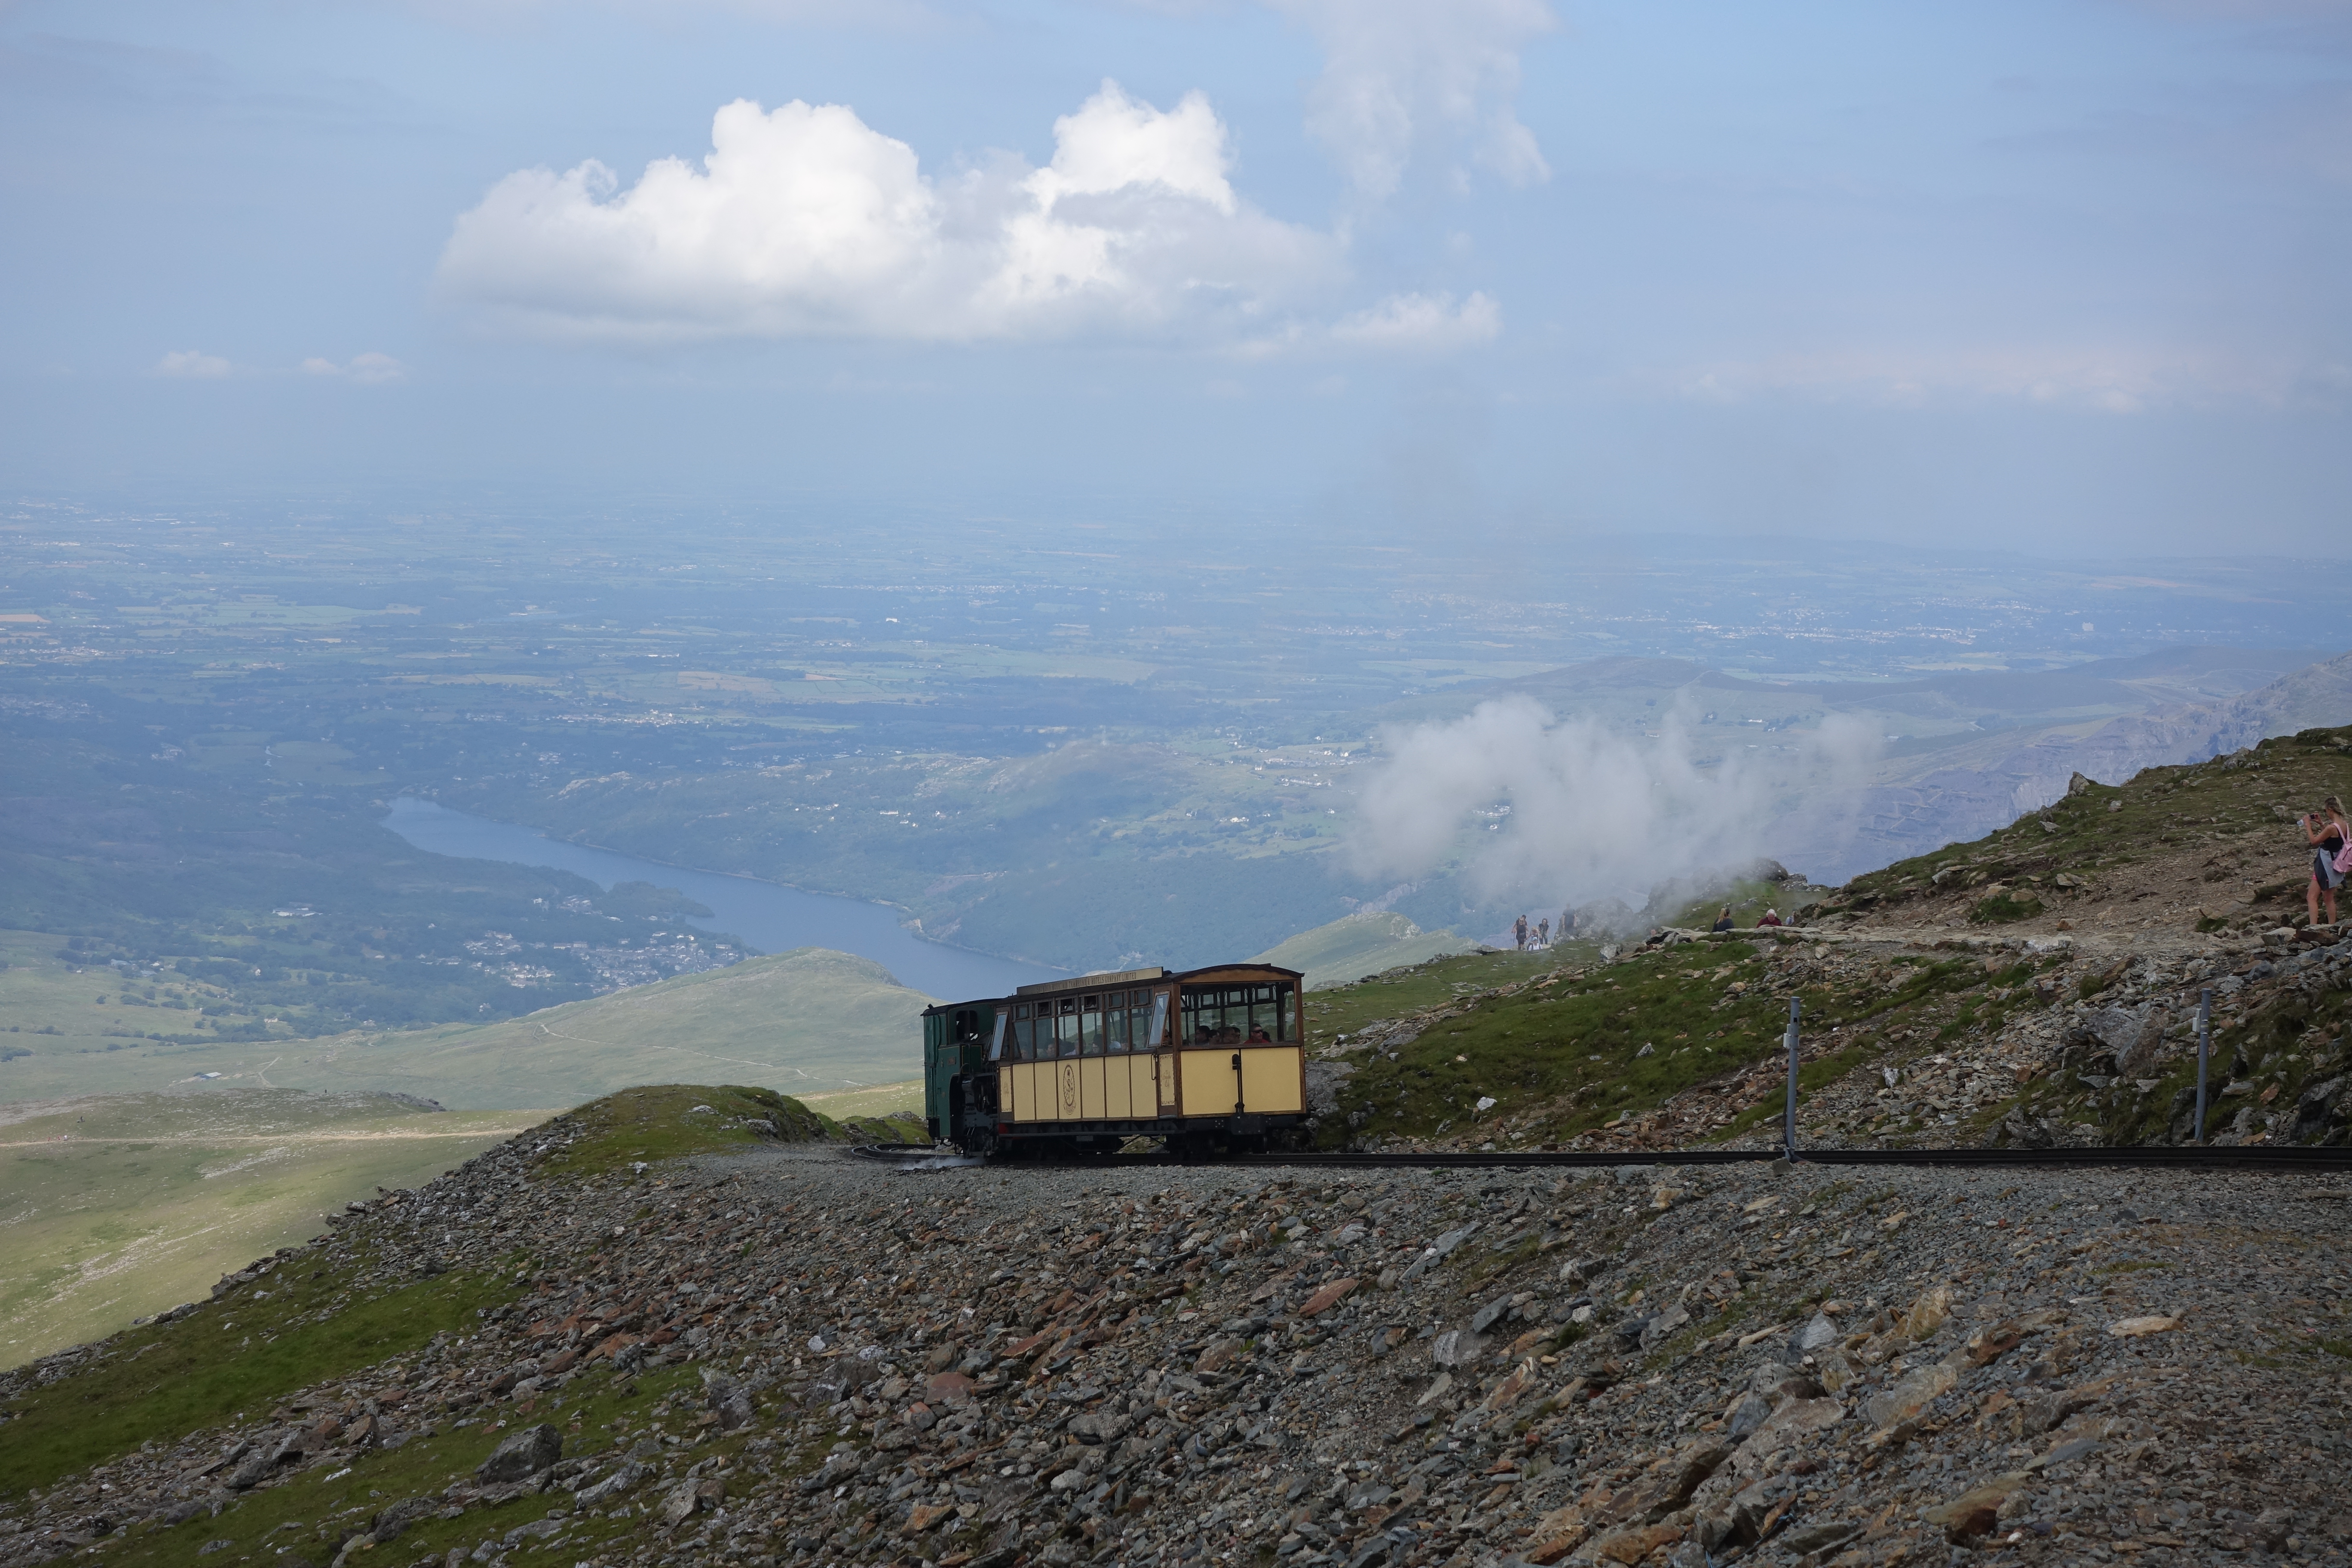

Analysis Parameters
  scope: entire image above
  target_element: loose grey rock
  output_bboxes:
[475,1423,561,1484]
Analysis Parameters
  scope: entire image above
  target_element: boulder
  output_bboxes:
[573,1461,649,1507]
[701,1369,754,1430]
[1790,1312,1839,1354]
[1740,1396,1843,1457]
[1865,1360,1958,1428]
[476,1423,562,1484]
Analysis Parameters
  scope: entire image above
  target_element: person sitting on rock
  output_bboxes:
[1756,907,1783,928]
[1711,904,1736,933]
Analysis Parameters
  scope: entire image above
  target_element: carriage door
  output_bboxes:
[1151,989,1178,1111]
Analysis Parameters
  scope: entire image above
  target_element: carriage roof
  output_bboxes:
[999,962,1302,1008]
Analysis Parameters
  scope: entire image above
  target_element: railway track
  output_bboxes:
[849,1142,2352,1173]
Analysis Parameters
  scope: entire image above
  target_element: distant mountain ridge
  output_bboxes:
[1387,644,2346,886]
[1804,648,2352,876]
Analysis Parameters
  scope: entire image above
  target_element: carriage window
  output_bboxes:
[1106,995,1129,1055]
[1148,989,1168,1047]
[1182,983,1294,1045]
[989,1012,1008,1061]
[1081,993,1104,1056]
[1056,996,1081,1059]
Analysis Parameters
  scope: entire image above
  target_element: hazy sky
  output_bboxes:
[3,0,2346,550]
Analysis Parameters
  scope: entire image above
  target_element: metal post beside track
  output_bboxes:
[1783,997,1802,1160]
[2194,989,2212,1145]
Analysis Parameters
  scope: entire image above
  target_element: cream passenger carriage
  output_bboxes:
[921,962,1309,1155]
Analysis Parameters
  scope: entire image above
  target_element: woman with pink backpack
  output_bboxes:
[2307,796,2350,927]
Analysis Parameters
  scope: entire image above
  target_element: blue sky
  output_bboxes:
[2,0,2346,551]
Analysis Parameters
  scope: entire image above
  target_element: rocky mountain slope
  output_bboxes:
[4,1095,2348,1568]
[6,735,2352,1568]
[1304,727,2352,1156]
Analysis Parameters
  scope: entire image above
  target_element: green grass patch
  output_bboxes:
[1459,1234,1545,1293]
[1968,893,2043,925]
[537,1084,840,1178]
[1708,1041,1882,1142]
[1966,888,2041,926]
[96,1360,719,1567]
[1330,942,1797,1144]
[0,1253,523,1501]
[1299,946,1599,1047]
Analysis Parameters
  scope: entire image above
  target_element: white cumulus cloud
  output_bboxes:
[1270,0,1556,202]
[436,81,1349,345]
[153,349,233,378]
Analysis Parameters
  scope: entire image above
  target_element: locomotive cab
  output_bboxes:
[920,998,998,1144]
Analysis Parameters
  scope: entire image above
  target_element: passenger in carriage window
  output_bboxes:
[1246,1023,1272,1044]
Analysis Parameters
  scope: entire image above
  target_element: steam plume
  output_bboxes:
[1351,695,1877,930]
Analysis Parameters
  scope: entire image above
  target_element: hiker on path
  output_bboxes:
[1514,914,1529,949]
[1536,916,1551,947]
[2309,797,2349,927]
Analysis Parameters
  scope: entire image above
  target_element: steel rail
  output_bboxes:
[849,1143,2352,1174]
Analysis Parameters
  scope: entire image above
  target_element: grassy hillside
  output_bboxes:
[799,1078,924,1120]
[1249,910,1481,990]
[1302,728,2352,1154]
[1302,927,2059,1151]
[248,946,936,1110]
[0,1088,537,1370]
[1813,725,2351,939]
